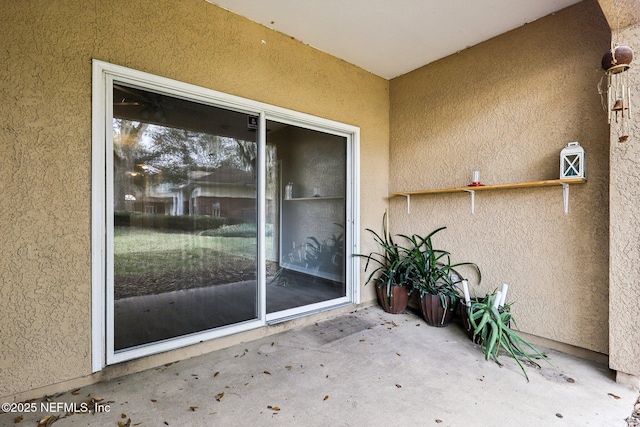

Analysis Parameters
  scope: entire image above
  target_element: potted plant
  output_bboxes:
[357,213,413,314]
[303,224,344,278]
[465,291,547,381]
[402,227,480,327]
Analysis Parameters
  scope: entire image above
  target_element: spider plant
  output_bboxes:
[356,213,412,306]
[401,227,480,310]
[468,292,548,382]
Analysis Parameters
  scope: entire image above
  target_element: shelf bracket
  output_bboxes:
[562,183,569,215]
[400,194,411,214]
[464,189,475,214]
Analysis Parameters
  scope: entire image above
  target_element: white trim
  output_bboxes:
[91,60,360,368]
[257,112,267,324]
[108,319,264,364]
[266,298,352,324]
[349,128,361,304]
[104,74,116,363]
[91,61,107,372]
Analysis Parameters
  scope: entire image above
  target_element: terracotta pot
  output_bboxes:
[376,285,410,314]
[420,294,455,327]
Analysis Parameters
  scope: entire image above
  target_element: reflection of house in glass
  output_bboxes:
[183,167,257,222]
[130,166,262,223]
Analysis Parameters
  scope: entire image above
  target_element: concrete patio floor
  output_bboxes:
[2,306,639,426]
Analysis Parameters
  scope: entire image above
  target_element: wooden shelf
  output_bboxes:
[390,178,586,214]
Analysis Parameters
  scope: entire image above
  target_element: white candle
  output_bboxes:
[473,170,480,183]
[499,283,509,307]
[462,280,470,304]
[493,291,502,308]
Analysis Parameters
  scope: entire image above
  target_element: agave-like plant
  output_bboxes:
[468,292,548,382]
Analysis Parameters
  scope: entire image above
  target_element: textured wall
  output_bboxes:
[0,0,389,397]
[609,23,640,377]
[389,1,611,353]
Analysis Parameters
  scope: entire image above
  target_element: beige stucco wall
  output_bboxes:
[0,0,388,398]
[389,1,611,354]
[608,22,640,377]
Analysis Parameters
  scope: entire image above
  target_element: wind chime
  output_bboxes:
[600,44,634,142]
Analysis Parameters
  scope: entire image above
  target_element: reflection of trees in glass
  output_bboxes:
[113,120,148,211]
[114,118,262,203]
[139,126,255,185]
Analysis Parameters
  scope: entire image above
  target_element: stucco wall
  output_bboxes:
[389,1,611,354]
[609,22,640,377]
[0,0,389,397]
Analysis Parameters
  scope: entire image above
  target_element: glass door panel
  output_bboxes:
[266,120,347,315]
[111,83,258,351]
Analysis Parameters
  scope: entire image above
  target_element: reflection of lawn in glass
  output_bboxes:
[114,228,271,299]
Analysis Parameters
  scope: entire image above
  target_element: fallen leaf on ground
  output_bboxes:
[71,389,80,395]
[608,393,621,400]
[91,396,103,402]
[37,416,59,427]
[263,371,271,375]
[396,352,401,356]
[121,413,127,419]
[267,406,280,411]
[566,377,575,383]
[395,384,402,388]
[285,366,292,370]
[14,416,23,423]
[435,419,442,423]
[556,413,563,418]
[215,392,225,401]
[117,419,131,427]
[323,396,329,401]
[189,406,198,411]
[150,399,157,403]
[214,372,220,377]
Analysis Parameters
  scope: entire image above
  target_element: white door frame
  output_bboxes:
[91,60,360,371]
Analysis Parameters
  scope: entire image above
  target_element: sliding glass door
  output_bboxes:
[93,61,358,367]
[110,83,259,352]
[265,121,347,318]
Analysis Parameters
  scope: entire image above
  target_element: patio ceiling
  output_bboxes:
[206,0,582,79]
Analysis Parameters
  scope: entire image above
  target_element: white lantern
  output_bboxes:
[560,142,585,179]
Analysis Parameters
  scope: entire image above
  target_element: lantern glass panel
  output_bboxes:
[563,155,580,177]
